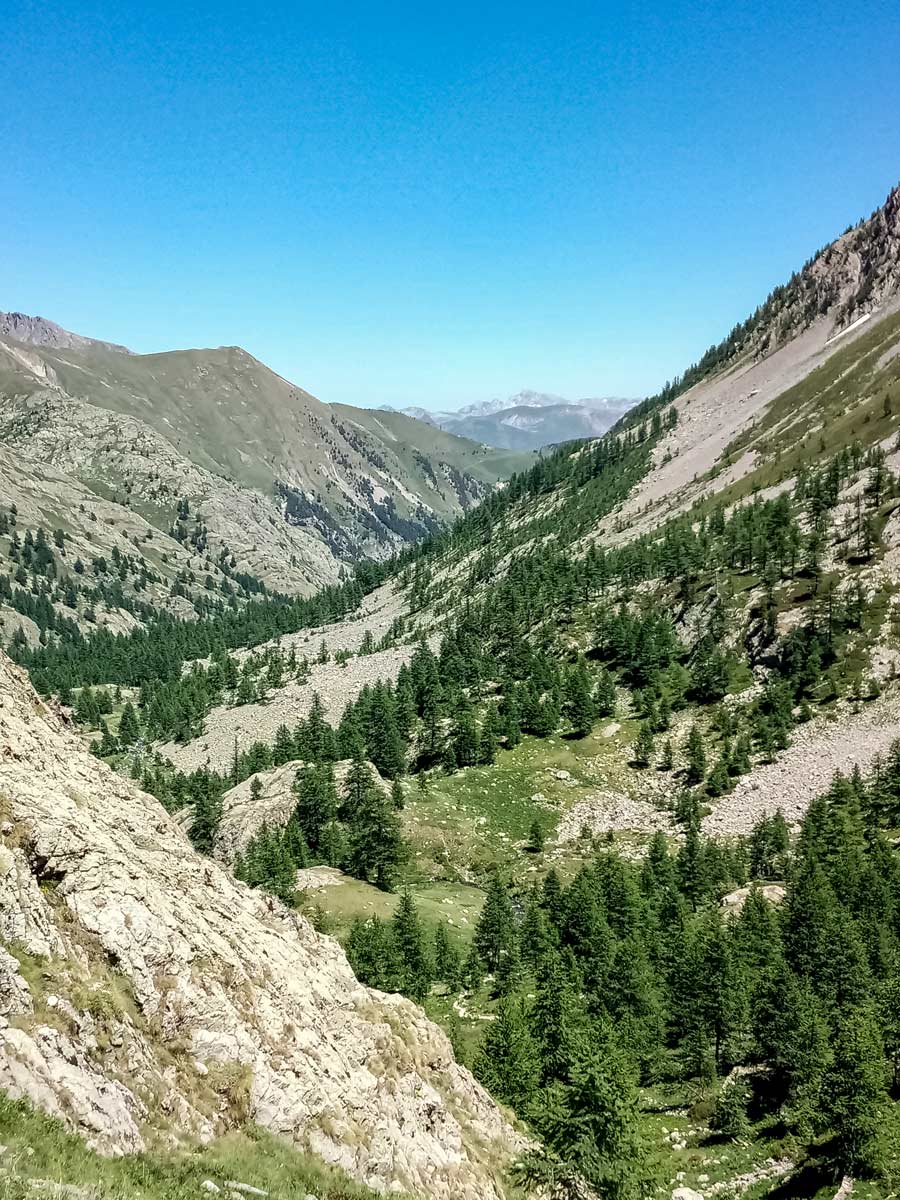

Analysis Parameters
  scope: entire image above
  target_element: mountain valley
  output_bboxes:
[4,182,900,1200]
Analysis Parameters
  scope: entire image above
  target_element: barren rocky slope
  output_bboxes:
[0,651,520,1198]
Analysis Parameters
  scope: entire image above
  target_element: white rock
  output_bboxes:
[200,1183,220,1194]
[0,652,522,1199]
[672,1189,705,1200]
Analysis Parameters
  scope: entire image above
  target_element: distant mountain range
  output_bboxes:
[389,390,636,450]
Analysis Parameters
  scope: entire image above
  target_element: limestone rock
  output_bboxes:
[721,883,786,914]
[0,652,520,1197]
[214,759,390,863]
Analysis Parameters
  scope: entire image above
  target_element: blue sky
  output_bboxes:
[5,0,900,411]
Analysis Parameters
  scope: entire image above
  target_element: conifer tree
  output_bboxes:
[292,763,336,852]
[118,700,140,747]
[684,724,707,784]
[343,751,406,890]
[346,916,402,992]
[632,722,654,767]
[433,921,462,990]
[530,948,583,1085]
[527,818,545,854]
[474,997,541,1113]
[391,891,433,1001]
[521,884,554,969]
[478,703,500,765]
[564,657,595,737]
[474,874,517,973]
[514,1020,653,1200]
[823,1005,888,1175]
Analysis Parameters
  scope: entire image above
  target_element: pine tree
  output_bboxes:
[711,1079,751,1139]
[343,751,406,890]
[660,738,674,770]
[433,921,462,990]
[391,891,433,1001]
[632,722,654,767]
[684,724,707,784]
[527,818,545,853]
[530,949,583,1085]
[823,1005,888,1175]
[520,884,554,969]
[478,703,500,765]
[474,997,541,1112]
[474,874,517,973]
[676,822,707,910]
[514,1021,653,1200]
[564,657,595,737]
[706,754,732,797]
[292,763,336,852]
[390,776,405,810]
[346,916,402,992]
[117,700,140,747]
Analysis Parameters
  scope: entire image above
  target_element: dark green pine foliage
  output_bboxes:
[391,891,433,1001]
[473,874,517,974]
[342,751,406,891]
[292,763,337,852]
[564,656,595,737]
[474,997,541,1112]
[514,1021,654,1200]
[345,916,402,993]
[433,921,462,990]
[684,724,707,784]
[234,821,298,905]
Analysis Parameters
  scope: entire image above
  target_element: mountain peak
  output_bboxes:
[0,310,133,354]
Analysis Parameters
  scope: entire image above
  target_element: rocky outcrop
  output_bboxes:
[0,652,519,1197]
[214,759,390,863]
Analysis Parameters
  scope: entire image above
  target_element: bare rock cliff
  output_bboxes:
[0,652,519,1197]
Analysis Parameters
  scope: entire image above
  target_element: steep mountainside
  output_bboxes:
[399,391,634,449]
[0,321,531,639]
[0,651,520,1198]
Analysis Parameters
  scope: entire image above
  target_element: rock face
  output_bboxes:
[214,758,391,863]
[0,652,519,1197]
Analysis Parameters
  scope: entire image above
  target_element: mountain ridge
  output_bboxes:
[0,320,532,637]
[393,390,636,450]
[0,310,133,355]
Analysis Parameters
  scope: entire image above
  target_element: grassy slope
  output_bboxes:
[0,339,531,509]
[0,1094,385,1200]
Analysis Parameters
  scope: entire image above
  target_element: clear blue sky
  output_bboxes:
[5,0,900,411]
